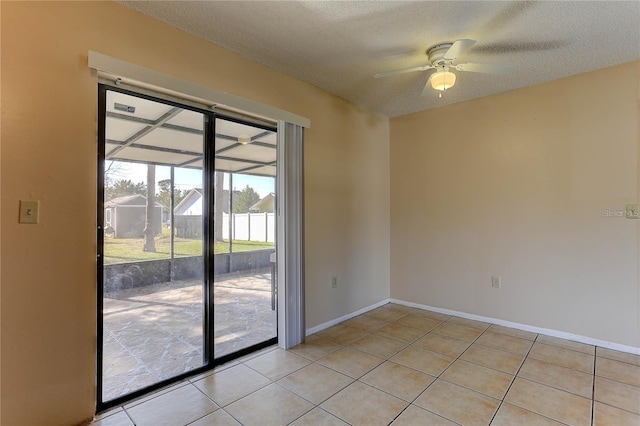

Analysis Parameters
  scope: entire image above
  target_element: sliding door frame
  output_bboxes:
[210,113,279,366]
[96,84,278,412]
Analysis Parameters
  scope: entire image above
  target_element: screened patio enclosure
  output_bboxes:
[106,92,277,175]
[104,91,277,271]
[99,88,278,404]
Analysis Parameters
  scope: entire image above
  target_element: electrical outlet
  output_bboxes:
[626,204,639,219]
[491,276,501,289]
[331,276,338,288]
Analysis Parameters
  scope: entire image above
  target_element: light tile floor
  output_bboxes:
[92,303,640,426]
[102,269,276,401]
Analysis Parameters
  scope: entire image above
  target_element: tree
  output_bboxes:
[156,178,188,211]
[104,160,125,188]
[214,172,225,242]
[143,165,156,252]
[156,179,172,209]
[234,185,261,213]
[105,179,146,201]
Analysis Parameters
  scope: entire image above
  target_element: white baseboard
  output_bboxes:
[306,298,391,336]
[390,298,640,356]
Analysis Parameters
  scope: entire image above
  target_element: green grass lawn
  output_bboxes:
[104,228,274,264]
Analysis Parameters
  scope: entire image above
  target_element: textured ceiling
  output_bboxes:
[120,1,640,118]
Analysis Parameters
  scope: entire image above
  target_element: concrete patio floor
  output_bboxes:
[102,268,276,401]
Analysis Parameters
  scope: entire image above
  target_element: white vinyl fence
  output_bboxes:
[222,212,275,243]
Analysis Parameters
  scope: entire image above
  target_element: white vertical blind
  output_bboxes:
[277,121,305,348]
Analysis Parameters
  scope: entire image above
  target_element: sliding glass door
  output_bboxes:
[97,86,278,408]
[213,118,278,359]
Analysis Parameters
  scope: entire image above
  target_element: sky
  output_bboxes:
[106,160,275,197]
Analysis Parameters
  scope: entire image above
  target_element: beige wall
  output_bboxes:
[390,61,640,348]
[0,2,390,424]
[3,1,637,424]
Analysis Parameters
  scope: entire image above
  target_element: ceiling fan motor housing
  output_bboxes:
[427,43,454,66]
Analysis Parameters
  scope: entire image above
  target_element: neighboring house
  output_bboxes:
[249,193,275,213]
[104,194,165,238]
[174,188,203,216]
[173,188,240,238]
[174,188,240,216]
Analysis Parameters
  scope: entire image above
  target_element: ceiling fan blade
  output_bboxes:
[374,64,434,78]
[455,62,515,75]
[421,74,434,97]
[477,2,538,39]
[443,39,476,60]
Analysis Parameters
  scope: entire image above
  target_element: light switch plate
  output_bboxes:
[19,200,39,224]
[626,204,639,219]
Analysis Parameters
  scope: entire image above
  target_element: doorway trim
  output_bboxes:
[88,51,310,128]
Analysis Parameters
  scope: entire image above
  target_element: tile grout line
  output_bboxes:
[219,406,245,426]
[591,353,597,426]
[301,312,432,424]
[429,322,488,376]
[389,321,492,425]
[535,335,596,355]
[122,407,136,425]
[525,342,596,376]
[596,350,640,367]
[207,364,274,410]
[445,323,532,424]
[590,353,640,386]
[593,400,640,416]
[354,316,457,425]
[512,360,595,400]
[534,340,596,356]
[285,341,392,423]
[408,320,519,424]
[96,406,136,425]
[486,329,539,425]
[291,311,410,424]
[484,336,582,426]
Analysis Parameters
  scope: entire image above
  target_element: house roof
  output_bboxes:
[173,188,202,213]
[249,193,275,212]
[105,194,142,207]
[173,188,241,214]
[120,1,640,118]
[105,194,166,208]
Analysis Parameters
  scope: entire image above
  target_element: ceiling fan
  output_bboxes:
[374,39,515,97]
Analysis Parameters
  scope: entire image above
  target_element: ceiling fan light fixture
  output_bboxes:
[431,70,456,91]
[237,134,251,145]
